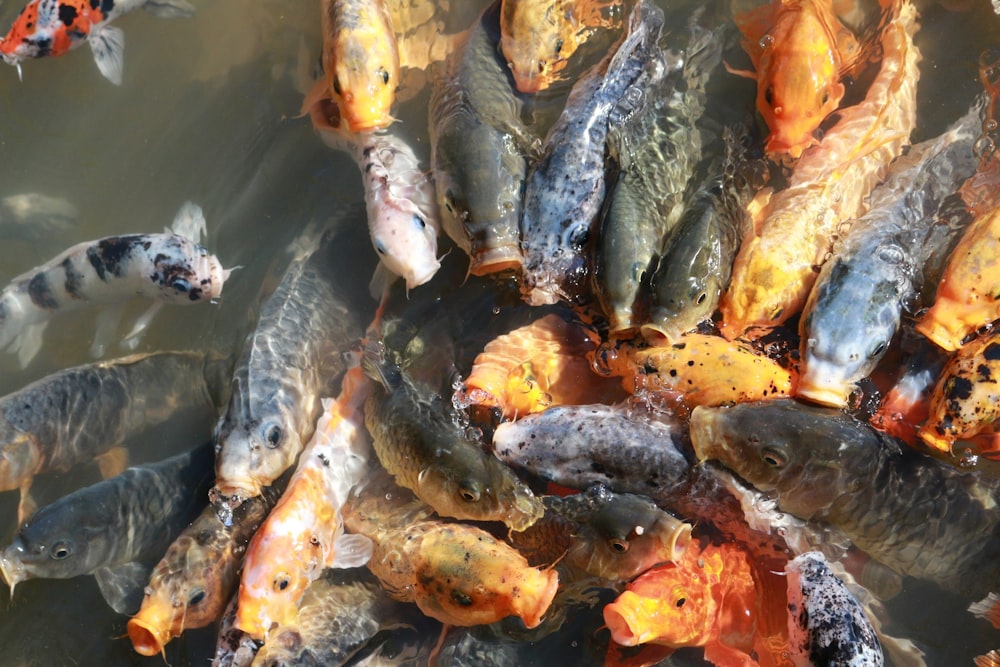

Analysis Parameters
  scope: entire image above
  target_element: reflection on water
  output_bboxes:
[0,0,995,664]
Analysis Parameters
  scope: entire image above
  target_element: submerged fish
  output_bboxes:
[235,369,375,641]
[363,341,543,531]
[127,489,278,658]
[342,478,559,629]
[0,442,213,615]
[509,484,691,582]
[797,101,982,407]
[690,399,1000,599]
[0,350,225,523]
[0,0,195,84]
[0,192,78,242]
[499,0,621,93]
[429,1,538,276]
[0,202,229,367]
[213,592,259,667]
[520,0,663,306]
[212,226,367,512]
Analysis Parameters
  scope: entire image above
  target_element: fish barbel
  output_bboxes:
[520,0,663,306]
[127,489,278,658]
[0,442,213,615]
[234,368,375,641]
[720,0,920,338]
[690,399,1000,598]
[499,0,621,93]
[798,100,982,407]
[429,1,538,276]
[0,350,225,523]
[212,226,367,510]
[363,342,543,531]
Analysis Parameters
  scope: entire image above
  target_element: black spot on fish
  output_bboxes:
[62,258,85,298]
[90,0,100,9]
[88,237,138,281]
[100,0,115,15]
[57,4,77,25]
[27,273,59,310]
[977,364,993,382]
[985,342,1000,361]
[946,377,974,401]
[30,36,52,57]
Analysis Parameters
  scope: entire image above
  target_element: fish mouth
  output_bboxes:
[208,482,260,518]
[0,548,26,596]
[469,247,523,277]
[640,321,687,347]
[796,360,853,408]
[688,406,724,463]
[658,519,693,562]
[127,614,175,658]
[513,567,559,629]
[603,593,655,646]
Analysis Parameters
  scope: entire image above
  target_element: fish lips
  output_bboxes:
[0,543,27,593]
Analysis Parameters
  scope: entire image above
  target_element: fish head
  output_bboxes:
[567,489,692,581]
[0,429,41,493]
[689,401,870,519]
[3,500,111,583]
[368,199,440,290]
[499,6,574,94]
[213,410,301,508]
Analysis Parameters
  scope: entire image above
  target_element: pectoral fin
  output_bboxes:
[95,561,153,615]
[142,0,196,18]
[90,25,125,86]
[95,446,129,480]
[11,320,46,368]
[329,533,374,569]
[17,481,37,526]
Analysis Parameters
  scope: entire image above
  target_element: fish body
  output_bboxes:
[915,198,1000,351]
[213,593,259,667]
[870,337,948,445]
[0,229,228,365]
[510,484,691,581]
[596,14,725,334]
[127,490,277,657]
[364,346,543,531]
[499,0,621,93]
[0,350,223,522]
[798,102,982,407]
[0,0,194,84]
[720,0,920,338]
[520,0,663,306]
[235,369,376,641]
[429,1,537,276]
[321,0,399,132]
[212,227,366,510]
[343,480,559,629]
[310,105,441,291]
[735,0,863,157]
[690,399,1000,598]
[0,442,213,615]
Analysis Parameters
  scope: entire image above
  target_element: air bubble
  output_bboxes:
[876,244,905,265]
[759,34,774,50]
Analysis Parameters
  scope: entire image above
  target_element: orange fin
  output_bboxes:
[970,593,1000,629]
[96,446,129,480]
[976,650,1000,667]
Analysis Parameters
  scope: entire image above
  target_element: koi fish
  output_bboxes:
[455,313,625,421]
[499,0,621,93]
[734,0,865,157]
[0,442,213,615]
[593,333,795,410]
[0,0,195,85]
[720,0,920,339]
[342,477,559,629]
[0,201,229,367]
[212,593,258,667]
[234,369,375,641]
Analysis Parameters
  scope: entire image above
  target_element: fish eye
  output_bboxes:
[764,85,774,107]
[377,67,390,85]
[262,423,283,449]
[188,589,206,606]
[868,341,887,359]
[171,278,191,293]
[374,239,388,255]
[675,597,687,608]
[761,447,786,468]
[332,76,343,96]
[537,60,547,74]
[821,89,830,105]
[554,38,564,55]
[50,541,72,560]
[412,215,426,230]
[458,481,481,503]
[608,539,630,553]
[273,573,290,592]
[451,590,474,607]
[695,292,707,305]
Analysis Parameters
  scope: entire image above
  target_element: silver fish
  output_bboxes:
[0,350,227,523]
[0,441,213,614]
[211,225,367,513]
[429,1,538,277]
[519,0,663,306]
[690,399,1000,598]
[799,101,983,407]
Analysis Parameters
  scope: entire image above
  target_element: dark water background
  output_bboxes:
[0,0,995,664]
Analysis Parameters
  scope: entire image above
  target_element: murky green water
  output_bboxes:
[0,0,996,664]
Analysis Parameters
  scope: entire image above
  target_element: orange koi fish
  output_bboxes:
[234,368,375,641]
[455,313,626,421]
[720,0,919,339]
[915,199,1000,352]
[593,333,794,410]
[734,0,864,158]
[0,0,193,85]
[499,0,621,93]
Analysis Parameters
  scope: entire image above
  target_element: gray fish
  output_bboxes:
[785,552,884,667]
[0,349,227,523]
[211,225,367,514]
[798,101,983,407]
[0,192,78,242]
[690,399,1000,598]
[596,13,725,334]
[0,441,213,614]
[519,0,664,306]
[429,0,538,277]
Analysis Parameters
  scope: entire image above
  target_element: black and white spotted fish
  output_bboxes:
[0,0,195,85]
[0,201,230,366]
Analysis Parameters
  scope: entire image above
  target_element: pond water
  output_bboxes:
[0,0,996,664]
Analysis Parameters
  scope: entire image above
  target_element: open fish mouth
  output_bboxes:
[0,549,26,595]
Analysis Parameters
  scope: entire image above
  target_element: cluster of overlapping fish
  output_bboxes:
[1,0,1000,664]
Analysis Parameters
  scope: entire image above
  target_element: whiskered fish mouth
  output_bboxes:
[0,549,26,595]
